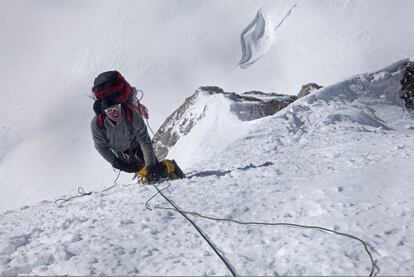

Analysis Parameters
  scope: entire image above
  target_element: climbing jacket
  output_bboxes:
[91,106,157,168]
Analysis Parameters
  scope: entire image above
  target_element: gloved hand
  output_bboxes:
[137,163,160,184]
[112,158,141,173]
[147,164,160,183]
[135,160,185,184]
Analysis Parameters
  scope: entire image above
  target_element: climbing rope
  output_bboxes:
[134,88,156,137]
[54,170,121,206]
[52,162,378,276]
[146,118,156,137]
[151,182,237,276]
[146,182,378,277]
[135,89,144,101]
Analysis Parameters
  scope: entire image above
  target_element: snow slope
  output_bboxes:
[1,60,413,276]
[1,0,414,212]
[166,89,258,169]
[156,87,295,169]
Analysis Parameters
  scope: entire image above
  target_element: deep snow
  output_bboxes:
[2,0,414,213]
[1,60,413,276]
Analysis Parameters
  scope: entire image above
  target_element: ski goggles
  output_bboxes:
[104,103,121,114]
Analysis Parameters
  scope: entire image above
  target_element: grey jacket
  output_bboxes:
[91,107,157,167]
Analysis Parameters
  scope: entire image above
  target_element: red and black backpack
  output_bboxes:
[92,71,149,128]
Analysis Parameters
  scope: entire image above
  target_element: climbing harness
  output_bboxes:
[146,182,378,277]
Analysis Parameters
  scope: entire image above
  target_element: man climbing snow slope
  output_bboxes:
[90,70,185,184]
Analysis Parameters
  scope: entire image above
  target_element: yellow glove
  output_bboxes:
[134,159,185,184]
[136,164,159,184]
[136,166,149,184]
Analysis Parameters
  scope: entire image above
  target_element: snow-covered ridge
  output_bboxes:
[2,0,414,214]
[279,59,412,133]
[199,59,414,275]
[216,59,413,167]
[1,60,414,275]
[152,86,296,168]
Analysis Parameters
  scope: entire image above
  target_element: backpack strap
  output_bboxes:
[97,113,105,129]
[123,102,134,123]
[134,101,149,119]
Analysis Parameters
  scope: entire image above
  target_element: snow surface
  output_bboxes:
[1,0,414,275]
[1,60,414,276]
[2,0,414,212]
[166,89,259,169]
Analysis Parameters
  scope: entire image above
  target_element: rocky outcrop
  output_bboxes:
[400,62,414,109]
[297,83,323,98]
[232,90,297,121]
[152,92,203,160]
[152,86,297,160]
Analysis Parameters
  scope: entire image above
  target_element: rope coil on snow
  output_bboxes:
[54,170,121,206]
[146,182,377,277]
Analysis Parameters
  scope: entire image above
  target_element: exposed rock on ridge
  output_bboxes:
[152,86,297,160]
[297,83,323,98]
[400,62,414,109]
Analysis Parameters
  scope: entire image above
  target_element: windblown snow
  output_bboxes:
[239,4,297,69]
[2,0,414,213]
[1,60,413,276]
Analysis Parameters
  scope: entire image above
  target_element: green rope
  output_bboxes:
[54,170,121,206]
[147,184,377,276]
[152,183,237,276]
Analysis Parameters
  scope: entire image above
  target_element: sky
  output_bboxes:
[1,0,414,212]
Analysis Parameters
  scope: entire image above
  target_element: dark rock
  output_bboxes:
[297,83,323,98]
[400,62,414,109]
